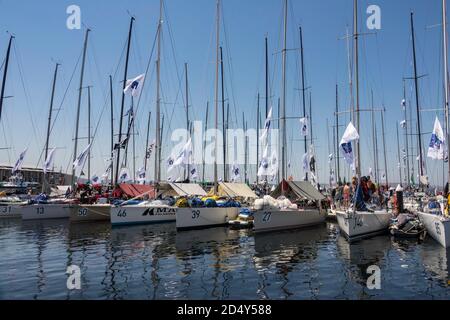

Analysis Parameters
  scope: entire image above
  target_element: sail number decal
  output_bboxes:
[36,207,45,215]
[78,208,88,217]
[435,222,441,236]
[192,210,201,219]
[0,206,11,214]
[117,209,127,218]
[262,212,272,223]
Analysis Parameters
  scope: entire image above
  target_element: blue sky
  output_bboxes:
[0,0,448,185]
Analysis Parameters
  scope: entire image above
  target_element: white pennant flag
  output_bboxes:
[257,145,270,177]
[328,153,333,163]
[427,117,446,160]
[118,168,132,183]
[230,164,241,182]
[174,138,193,166]
[124,74,145,97]
[369,167,373,177]
[259,107,273,142]
[136,167,146,182]
[339,122,359,166]
[269,150,278,177]
[43,148,56,174]
[302,152,310,173]
[73,144,91,171]
[189,166,199,181]
[12,148,28,174]
[330,171,336,187]
[299,117,309,136]
[91,174,101,185]
[400,120,407,129]
[167,156,176,173]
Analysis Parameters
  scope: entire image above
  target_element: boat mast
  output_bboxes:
[214,0,220,193]
[443,0,450,187]
[354,0,361,178]
[265,37,269,118]
[280,0,288,181]
[299,26,308,181]
[42,62,59,192]
[243,113,248,184]
[327,118,332,185]
[0,35,13,123]
[381,108,388,186]
[87,85,91,179]
[402,80,410,186]
[114,17,134,185]
[144,111,151,172]
[346,26,354,124]
[410,12,424,184]
[71,29,90,186]
[335,84,340,182]
[202,102,209,185]
[109,75,114,185]
[396,121,403,186]
[220,47,226,181]
[309,92,313,146]
[256,92,260,184]
[155,1,163,183]
[185,62,190,181]
[371,90,377,183]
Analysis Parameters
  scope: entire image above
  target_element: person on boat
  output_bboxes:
[343,183,351,208]
[353,179,367,211]
[112,184,123,199]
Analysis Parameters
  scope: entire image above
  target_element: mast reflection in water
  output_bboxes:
[0,220,449,299]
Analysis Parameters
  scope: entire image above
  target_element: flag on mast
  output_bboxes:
[427,117,446,160]
[257,145,270,177]
[124,74,145,97]
[230,164,241,182]
[339,122,360,166]
[73,144,91,171]
[12,149,28,174]
[299,117,309,136]
[259,107,273,142]
[43,148,56,174]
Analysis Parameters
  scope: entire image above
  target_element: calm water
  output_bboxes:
[0,218,449,300]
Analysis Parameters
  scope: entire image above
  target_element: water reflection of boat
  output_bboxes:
[336,235,391,287]
[420,242,450,286]
[336,235,391,266]
[68,221,110,241]
[175,227,245,256]
[254,224,329,263]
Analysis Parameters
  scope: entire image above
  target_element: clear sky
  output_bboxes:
[0,0,448,186]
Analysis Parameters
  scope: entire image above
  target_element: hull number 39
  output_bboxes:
[192,210,200,219]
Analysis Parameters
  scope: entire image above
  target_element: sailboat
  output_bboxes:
[22,30,92,221]
[252,0,326,233]
[335,0,391,241]
[71,16,137,224]
[176,0,240,231]
[418,0,450,248]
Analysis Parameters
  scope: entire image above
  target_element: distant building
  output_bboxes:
[0,165,73,185]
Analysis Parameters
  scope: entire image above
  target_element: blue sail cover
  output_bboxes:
[353,183,367,211]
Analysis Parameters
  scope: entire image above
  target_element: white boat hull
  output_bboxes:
[70,204,111,223]
[418,212,450,248]
[111,205,176,226]
[0,204,23,218]
[253,208,326,233]
[336,210,391,241]
[21,203,74,220]
[176,207,239,230]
